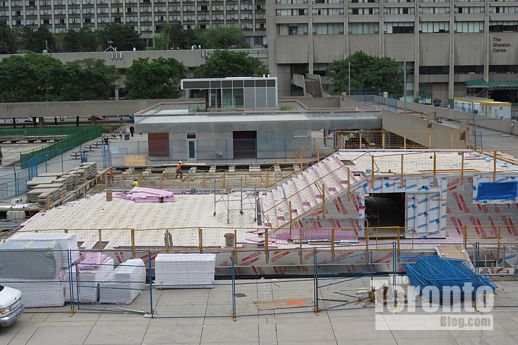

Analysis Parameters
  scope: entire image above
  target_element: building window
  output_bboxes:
[278,23,308,35]
[313,23,344,34]
[455,21,484,33]
[456,6,484,14]
[312,8,344,15]
[489,21,518,32]
[349,22,379,34]
[384,7,415,14]
[384,22,414,33]
[276,8,307,16]
[276,0,307,3]
[420,21,449,33]
[349,7,379,14]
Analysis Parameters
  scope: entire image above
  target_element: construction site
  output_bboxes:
[0,90,517,344]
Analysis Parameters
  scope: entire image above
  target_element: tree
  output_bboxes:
[155,23,198,50]
[98,23,145,51]
[60,59,117,100]
[194,50,268,78]
[328,51,403,96]
[63,28,98,52]
[125,57,186,99]
[0,54,116,102]
[196,27,249,49]
[20,26,56,52]
[0,22,17,54]
[0,53,64,102]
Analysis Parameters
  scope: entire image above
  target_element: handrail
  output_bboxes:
[261,158,351,218]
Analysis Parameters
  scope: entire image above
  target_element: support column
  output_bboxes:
[484,0,490,83]
[308,1,314,74]
[448,1,455,100]
[413,0,420,98]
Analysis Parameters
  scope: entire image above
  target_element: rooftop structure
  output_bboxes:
[181,77,278,111]
[134,101,380,160]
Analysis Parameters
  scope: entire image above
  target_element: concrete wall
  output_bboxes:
[376,96,518,136]
[0,49,268,69]
[381,110,466,149]
[0,99,182,117]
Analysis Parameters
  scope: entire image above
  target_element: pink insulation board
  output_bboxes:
[115,187,175,203]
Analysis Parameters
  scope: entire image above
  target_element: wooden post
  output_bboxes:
[289,201,293,240]
[347,170,351,201]
[460,151,464,185]
[98,229,102,243]
[331,226,335,261]
[264,228,269,263]
[382,130,386,149]
[450,132,454,149]
[233,229,238,267]
[433,152,437,182]
[321,182,326,217]
[64,228,68,234]
[165,230,170,252]
[397,226,401,255]
[400,154,404,187]
[493,151,497,182]
[371,155,375,188]
[198,228,203,253]
[428,133,432,148]
[131,228,136,258]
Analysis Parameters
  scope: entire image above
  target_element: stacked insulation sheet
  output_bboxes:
[0,232,81,307]
[100,259,146,304]
[64,252,114,303]
[155,253,216,289]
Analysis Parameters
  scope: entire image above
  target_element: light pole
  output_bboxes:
[403,60,407,112]
[348,61,351,97]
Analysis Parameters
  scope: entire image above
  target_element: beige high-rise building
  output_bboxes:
[266,0,518,102]
[0,0,266,45]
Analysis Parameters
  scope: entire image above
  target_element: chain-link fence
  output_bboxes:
[5,243,518,318]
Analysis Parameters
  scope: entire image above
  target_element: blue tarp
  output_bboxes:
[476,181,517,202]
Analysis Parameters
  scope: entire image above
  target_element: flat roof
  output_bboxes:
[336,150,518,175]
[20,193,258,248]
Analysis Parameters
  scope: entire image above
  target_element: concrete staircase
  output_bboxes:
[259,153,364,230]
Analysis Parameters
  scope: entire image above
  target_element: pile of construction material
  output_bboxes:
[155,253,216,289]
[26,163,98,208]
[64,252,114,303]
[115,187,175,203]
[100,258,146,304]
[406,256,496,298]
[0,232,80,308]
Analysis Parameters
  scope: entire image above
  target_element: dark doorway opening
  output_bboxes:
[365,193,405,237]
[233,131,257,159]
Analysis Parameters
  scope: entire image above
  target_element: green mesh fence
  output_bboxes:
[0,127,93,137]
[19,127,103,169]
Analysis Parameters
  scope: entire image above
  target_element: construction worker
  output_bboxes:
[133,178,139,188]
[175,161,183,179]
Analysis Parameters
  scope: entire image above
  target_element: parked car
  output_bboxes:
[0,285,24,327]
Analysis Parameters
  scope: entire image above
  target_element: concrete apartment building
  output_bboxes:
[0,0,267,45]
[1,0,517,102]
[266,0,518,101]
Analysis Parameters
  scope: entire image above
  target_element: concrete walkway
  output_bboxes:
[1,278,518,345]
